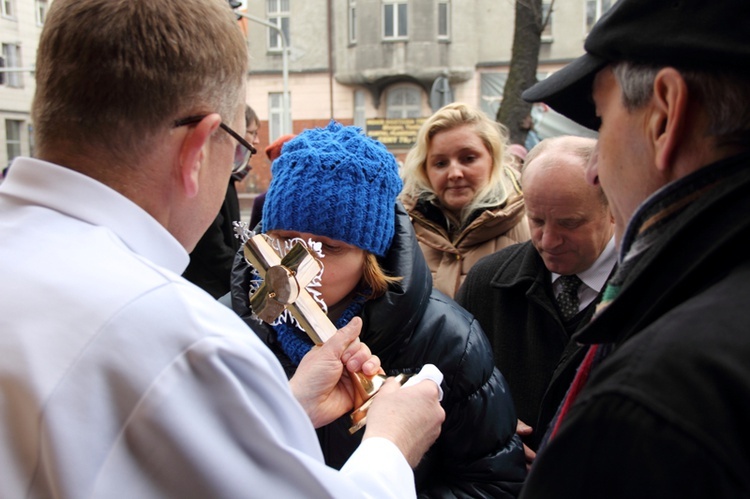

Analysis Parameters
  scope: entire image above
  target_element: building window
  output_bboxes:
[437,1,450,40]
[1,0,14,18]
[386,85,421,119]
[35,0,47,25]
[2,44,23,88]
[541,2,553,41]
[585,0,614,33]
[382,1,407,40]
[348,0,357,44]
[6,120,22,161]
[267,0,290,52]
[27,122,34,157]
[353,90,366,128]
[268,92,283,142]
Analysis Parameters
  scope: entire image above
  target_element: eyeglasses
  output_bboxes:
[174,115,257,173]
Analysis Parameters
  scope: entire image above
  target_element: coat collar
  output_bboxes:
[361,202,433,354]
[576,153,750,346]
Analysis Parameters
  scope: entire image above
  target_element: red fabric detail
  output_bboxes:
[549,344,600,440]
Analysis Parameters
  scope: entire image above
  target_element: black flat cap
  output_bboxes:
[522,0,750,131]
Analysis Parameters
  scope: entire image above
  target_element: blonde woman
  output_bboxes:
[400,103,531,297]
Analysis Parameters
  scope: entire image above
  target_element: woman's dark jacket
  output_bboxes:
[231,202,527,498]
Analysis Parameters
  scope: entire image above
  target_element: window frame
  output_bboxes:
[5,119,22,162]
[348,0,357,44]
[1,43,23,88]
[1,0,15,19]
[541,2,553,42]
[267,0,290,53]
[585,0,614,34]
[268,92,284,142]
[385,85,422,119]
[437,0,450,40]
[35,0,47,25]
[382,1,408,41]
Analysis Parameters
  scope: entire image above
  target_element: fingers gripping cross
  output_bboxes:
[243,234,400,433]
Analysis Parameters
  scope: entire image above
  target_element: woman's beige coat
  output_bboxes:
[404,189,530,298]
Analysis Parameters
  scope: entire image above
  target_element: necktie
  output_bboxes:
[556,274,582,321]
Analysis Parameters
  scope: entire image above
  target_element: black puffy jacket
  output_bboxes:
[231,202,526,498]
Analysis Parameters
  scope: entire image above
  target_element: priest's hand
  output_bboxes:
[363,377,445,468]
[290,317,381,428]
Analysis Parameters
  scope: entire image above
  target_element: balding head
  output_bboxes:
[522,136,614,275]
[523,136,607,208]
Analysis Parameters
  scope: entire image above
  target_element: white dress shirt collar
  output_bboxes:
[3,157,188,273]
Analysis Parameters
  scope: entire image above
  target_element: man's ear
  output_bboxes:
[648,68,689,173]
[177,115,221,198]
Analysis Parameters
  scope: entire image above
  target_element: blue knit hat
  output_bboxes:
[262,121,402,257]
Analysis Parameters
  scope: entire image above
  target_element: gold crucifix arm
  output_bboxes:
[244,234,335,343]
[243,233,400,433]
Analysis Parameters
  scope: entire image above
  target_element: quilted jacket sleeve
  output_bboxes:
[412,295,527,498]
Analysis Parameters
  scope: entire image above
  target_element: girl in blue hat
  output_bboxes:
[231,121,526,497]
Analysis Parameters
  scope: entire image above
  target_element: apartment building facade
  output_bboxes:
[0,0,613,189]
[240,0,610,192]
[0,0,47,172]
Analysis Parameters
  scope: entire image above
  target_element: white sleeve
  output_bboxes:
[341,437,416,498]
[84,289,416,498]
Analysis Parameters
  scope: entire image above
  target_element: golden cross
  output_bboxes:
[244,234,335,344]
[243,234,398,433]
